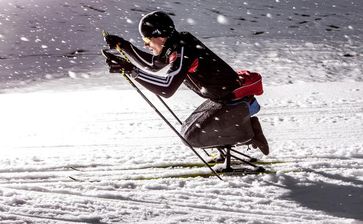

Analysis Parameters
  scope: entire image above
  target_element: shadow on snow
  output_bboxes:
[281,171,363,221]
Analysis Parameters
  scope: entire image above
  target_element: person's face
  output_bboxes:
[143,36,167,56]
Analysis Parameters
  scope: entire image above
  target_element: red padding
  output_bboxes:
[232,70,263,100]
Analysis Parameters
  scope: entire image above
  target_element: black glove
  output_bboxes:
[104,34,125,49]
[105,57,135,74]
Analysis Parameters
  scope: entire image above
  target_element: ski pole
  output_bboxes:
[118,68,222,180]
[102,32,222,180]
[156,95,182,125]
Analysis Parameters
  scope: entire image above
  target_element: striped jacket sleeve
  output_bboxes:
[121,42,190,98]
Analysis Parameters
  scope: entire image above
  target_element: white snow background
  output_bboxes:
[0,0,362,223]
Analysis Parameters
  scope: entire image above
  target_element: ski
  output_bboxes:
[67,159,287,173]
[68,168,302,182]
[68,164,301,182]
[133,167,281,180]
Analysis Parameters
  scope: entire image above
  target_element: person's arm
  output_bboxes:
[121,41,160,71]
[104,34,158,71]
[104,34,191,97]
[134,47,190,98]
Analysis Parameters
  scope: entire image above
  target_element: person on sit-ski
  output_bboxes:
[104,11,269,159]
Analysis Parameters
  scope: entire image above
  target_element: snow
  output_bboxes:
[0,0,363,223]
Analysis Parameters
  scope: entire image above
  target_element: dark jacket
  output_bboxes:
[121,31,241,102]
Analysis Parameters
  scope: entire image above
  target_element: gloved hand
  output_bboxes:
[105,57,135,74]
[104,34,125,49]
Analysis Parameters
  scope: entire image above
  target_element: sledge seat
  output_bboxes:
[181,99,254,148]
[180,70,266,172]
[181,70,263,149]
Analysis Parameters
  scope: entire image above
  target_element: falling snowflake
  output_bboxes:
[187,18,196,25]
[217,15,229,25]
[20,37,29,42]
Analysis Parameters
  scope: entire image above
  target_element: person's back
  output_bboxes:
[175,31,241,102]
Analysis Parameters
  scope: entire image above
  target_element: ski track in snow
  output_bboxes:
[0,82,362,223]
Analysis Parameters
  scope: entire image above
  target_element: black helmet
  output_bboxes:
[138,11,175,38]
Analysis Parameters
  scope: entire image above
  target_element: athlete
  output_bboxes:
[104,11,269,155]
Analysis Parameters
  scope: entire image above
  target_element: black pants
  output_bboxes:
[181,99,254,148]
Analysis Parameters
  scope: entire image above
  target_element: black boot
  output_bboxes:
[250,117,269,155]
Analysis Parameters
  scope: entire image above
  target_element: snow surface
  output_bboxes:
[0,0,363,223]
